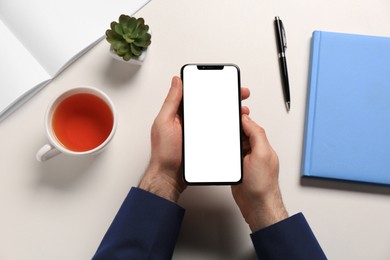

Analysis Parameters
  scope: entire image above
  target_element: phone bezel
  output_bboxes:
[180,64,243,185]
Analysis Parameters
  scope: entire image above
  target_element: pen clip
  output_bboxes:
[280,20,287,50]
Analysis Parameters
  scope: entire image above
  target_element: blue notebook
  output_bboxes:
[302,31,390,185]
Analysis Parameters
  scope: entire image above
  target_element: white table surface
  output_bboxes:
[1,0,390,259]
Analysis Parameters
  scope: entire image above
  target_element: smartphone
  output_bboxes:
[181,64,243,184]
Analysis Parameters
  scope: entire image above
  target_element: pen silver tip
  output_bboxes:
[286,101,290,112]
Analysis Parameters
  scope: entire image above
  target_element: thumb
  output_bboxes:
[241,115,269,151]
[159,76,183,120]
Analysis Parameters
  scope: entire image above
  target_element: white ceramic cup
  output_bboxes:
[36,87,117,162]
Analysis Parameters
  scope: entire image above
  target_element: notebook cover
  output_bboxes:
[302,31,390,185]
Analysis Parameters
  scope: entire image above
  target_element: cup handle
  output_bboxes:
[36,144,61,162]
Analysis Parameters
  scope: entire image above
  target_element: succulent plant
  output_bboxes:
[106,15,151,61]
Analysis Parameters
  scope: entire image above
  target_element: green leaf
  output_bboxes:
[133,33,151,47]
[136,18,145,29]
[112,40,126,51]
[130,31,139,39]
[110,22,118,31]
[123,52,132,61]
[122,26,132,35]
[119,15,130,26]
[123,33,135,43]
[133,38,146,47]
[114,23,124,36]
[127,17,137,33]
[138,25,149,37]
[117,44,130,55]
[144,33,151,42]
[119,15,130,33]
[107,38,118,46]
[130,44,142,56]
[144,41,151,48]
[134,24,146,35]
[106,30,121,41]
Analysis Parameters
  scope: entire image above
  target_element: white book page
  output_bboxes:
[0,0,151,77]
[0,20,50,114]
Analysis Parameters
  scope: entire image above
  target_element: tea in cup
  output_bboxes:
[36,87,117,162]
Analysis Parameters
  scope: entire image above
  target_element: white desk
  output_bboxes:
[1,0,390,259]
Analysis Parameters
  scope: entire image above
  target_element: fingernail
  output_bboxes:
[243,114,251,121]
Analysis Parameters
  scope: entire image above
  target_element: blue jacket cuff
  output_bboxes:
[93,187,185,259]
[250,213,327,259]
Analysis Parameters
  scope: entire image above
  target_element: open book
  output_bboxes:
[0,0,151,122]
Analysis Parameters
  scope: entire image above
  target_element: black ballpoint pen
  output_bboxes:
[274,16,291,111]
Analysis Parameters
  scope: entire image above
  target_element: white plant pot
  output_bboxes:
[109,46,147,65]
[108,29,151,65]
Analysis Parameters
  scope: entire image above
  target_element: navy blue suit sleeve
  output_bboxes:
[93,187,185,260]
[251,213,327,260]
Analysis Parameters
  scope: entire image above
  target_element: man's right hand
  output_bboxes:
[232,115,288,232]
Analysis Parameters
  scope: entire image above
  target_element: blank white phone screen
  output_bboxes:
[182,64,242,184]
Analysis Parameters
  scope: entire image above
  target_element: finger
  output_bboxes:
[241,136,251,155]
[241,106,250,115]
[159,76,183,120]
[241,115,268,149]
[241,87,250,101]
